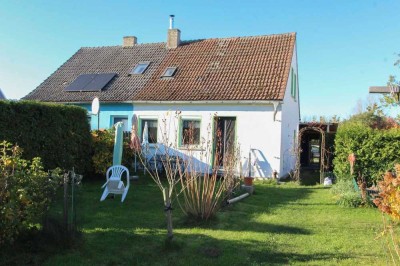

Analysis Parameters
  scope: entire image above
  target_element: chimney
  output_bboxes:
[167,15,180,49]
[123,36,137,48]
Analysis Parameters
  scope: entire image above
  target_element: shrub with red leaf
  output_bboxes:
[373,164,400,220]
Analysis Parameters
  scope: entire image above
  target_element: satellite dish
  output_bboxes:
[92,97,100,115]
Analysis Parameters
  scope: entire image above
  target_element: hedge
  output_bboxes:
[0,101,92,174]
[91,129,134,176]
[333,117,400,182]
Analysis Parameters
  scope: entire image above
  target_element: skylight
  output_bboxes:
[130,62,150,75]
[162,67,177,78]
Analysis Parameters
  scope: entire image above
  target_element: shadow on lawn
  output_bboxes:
[179,215,311,235]
[33,229,352,265]
[174,232,353,265]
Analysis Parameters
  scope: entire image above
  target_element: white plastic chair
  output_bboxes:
[100,165,130,202]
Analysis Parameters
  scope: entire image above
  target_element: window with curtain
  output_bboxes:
[181,119,201,145]
[141,119,158,143]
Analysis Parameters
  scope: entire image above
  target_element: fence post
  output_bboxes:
[63,172,68,233]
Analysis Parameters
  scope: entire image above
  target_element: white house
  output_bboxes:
[24,19,300,178]
[132,28,300,178]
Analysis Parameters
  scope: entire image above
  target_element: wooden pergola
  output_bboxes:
[294,126,326,183]
[369,85,400,101]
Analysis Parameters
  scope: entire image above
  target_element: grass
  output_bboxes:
[1,177,387,265]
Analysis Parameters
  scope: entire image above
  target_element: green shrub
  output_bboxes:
[0,101,92,174]
[91,129,134,175]
[333,112,400,183]
[0,141,62,245]
[330,179,362,207]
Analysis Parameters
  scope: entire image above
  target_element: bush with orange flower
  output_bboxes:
[374,164,400,220]
[373,164,400,264]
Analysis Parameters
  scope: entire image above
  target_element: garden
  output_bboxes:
[1,179,385,265]
[1,100,400,265]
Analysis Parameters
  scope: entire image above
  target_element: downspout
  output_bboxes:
[273,102,280,121]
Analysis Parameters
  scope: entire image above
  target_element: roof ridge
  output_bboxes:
[195,32,296,42]
[81,42,166,49]
[79,33,296,49]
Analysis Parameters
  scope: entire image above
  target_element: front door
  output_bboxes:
[213,117,236,168]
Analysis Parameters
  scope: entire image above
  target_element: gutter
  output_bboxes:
[132,100,282,105]
[54,100,283,105]
[133,100,283,121]
[58,99,283,121]
[60,101,134,104]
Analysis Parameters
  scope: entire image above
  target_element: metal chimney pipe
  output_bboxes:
[169,15,175,29]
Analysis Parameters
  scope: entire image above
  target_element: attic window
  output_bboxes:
[162,67,177,78]
[130,62,150,75]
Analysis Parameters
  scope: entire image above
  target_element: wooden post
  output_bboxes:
[163,187,173,239]
[63,173,68,232]
[369,85,400,102]
[348,153,356,176]
[71,169,75,231]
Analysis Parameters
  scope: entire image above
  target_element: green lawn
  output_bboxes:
[2,178,387,265]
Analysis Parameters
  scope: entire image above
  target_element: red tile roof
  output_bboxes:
[134,33,296,101]
[24,32,296,103]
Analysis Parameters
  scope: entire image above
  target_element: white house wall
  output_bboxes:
[133,103,283,178]
[280,44,300,178]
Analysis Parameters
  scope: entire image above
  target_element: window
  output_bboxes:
[291,68,297,99]
[141,119,158,143]
[113,116,129,132]
[161,67,177,78]
[181,119,201,145]
[130,62,150,75]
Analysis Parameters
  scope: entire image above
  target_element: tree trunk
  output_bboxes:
[163,187,173,239]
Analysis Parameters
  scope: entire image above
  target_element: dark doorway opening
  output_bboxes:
[300,130,322,185]
[300,131,321,169]
[214,117,236,168]
[295,123,337,184]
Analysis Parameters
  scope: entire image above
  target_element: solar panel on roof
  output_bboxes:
[64,73,117,92]
[84,73,116,91]
[64,74,97,91]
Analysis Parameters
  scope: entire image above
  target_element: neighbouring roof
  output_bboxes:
[0,89,5,100]
[135,33,296,101]
[24,32,296,103]
[24,43,168,102]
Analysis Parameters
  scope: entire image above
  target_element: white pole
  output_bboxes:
[227,193,250,204]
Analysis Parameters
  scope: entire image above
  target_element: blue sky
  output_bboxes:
[1,0,399,119]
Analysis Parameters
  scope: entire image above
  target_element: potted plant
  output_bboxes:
[244,176,254,186]
[243,149,254,186]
